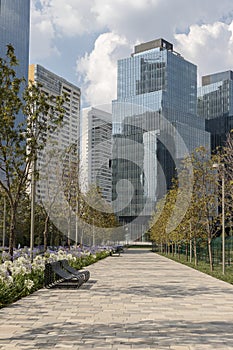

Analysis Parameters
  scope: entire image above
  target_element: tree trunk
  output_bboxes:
[189,221,192,263]
[206,218,213,271]
[194,237,197,266]
[9,206,17,260]
[186,242,188,261]
[43,214,49,252]
[204,202,213,271]
[207,237,213,272]
[66,208,71,250]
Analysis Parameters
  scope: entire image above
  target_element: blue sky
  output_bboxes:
[30,0,233,108]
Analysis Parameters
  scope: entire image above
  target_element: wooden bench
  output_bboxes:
[44,260,89,289]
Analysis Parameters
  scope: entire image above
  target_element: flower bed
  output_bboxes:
[0,246,110,308]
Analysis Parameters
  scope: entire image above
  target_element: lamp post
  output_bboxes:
[92,218,95,246]
[213,163,225,274]
[2,196,6,248]
[30,156,36,262]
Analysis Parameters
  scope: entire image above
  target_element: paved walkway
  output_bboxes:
[1,249,233,349]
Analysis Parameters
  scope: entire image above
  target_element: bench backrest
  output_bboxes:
[51,261,74,279]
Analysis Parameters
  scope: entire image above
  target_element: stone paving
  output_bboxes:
[1,249,233,349]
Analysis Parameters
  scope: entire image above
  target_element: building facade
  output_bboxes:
[0,0,30,123]
[112,38,210,240]
[198,71,233,151]
[29,64,81,204]
[0,0,30,80]
[81,107,112,203]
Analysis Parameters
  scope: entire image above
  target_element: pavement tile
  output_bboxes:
[1,249,233,349]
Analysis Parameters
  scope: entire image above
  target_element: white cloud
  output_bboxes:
[30,0,233,101]
[90,0,233,42]
[76,32,130,106]
[31,0,233,52]
[175,21,233,84]
[30,0,59,61]
[30,0,99,62]
[49,0,99,37]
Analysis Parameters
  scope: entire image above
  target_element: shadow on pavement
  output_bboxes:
[4,319,233,349]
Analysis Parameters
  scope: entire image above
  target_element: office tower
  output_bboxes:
[0,0,30,123]
[112,38,210,240]
[0,0,30,80]
[29,64,81,203]
[81,107,112,203]
[198,71,233,151]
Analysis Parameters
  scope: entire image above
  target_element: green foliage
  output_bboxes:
[78,185,122,245]
[150,146,222,269]
[0,250,109,308]
[0,270,44,308]
[65,250,109,271]
[0,45,66,257]
[219,131,233,233]
[149,183,179,245]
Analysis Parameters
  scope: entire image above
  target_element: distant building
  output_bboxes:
[28,64,81,203]
[0,0,30,122]
[81,107,112,203]
[198,71,233,151]
[112,38,210,239]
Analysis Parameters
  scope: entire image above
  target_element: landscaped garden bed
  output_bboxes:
[0,246,110,308]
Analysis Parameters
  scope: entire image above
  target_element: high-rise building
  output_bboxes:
[0,0,30,80]
[0,0,30,123]
[29,64,81,203]
[81,107,112,203]
[198,71,233,151]
[112,38,210,240]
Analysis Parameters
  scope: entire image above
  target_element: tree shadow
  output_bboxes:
[91,281,233,299]
[4,319,233,348]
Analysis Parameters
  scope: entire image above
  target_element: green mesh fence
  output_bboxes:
[153,236,233,266]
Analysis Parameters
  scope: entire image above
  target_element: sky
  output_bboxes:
[30,0,233,108]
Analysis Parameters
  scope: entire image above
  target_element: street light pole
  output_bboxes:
[221,170,225,275]
[30,156,36,262]
[92,218,95,246]
[2,196,6,247]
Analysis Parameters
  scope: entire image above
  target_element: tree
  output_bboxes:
[14,193,46,247]
[0,45,65,257]
[37,146,69,252]
[150,146,221,271]
[182,147,220,271]
[78,185,121,246]
[149,184,178,253]
[222,131,233,182]
[220,131,233,235]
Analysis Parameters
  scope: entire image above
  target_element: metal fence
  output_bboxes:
[152,237,233,266]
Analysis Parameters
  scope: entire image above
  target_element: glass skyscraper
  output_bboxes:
[0,0,30,80]
[0,0,30,123]
[198,71,233,151]
[112,38,210,240]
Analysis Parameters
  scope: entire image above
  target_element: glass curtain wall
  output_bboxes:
[0,0,30,80]
[0,0,30,123]
[198,71,233,151]
[112,40,210,240]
